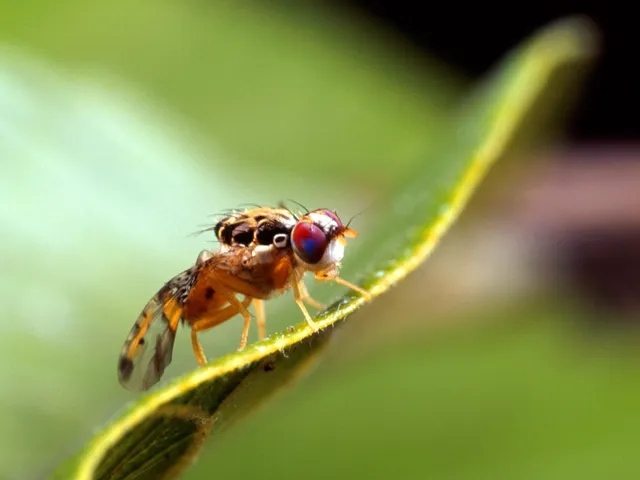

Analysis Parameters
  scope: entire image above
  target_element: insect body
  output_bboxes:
[118,207,370,391]
[213,206,297,248]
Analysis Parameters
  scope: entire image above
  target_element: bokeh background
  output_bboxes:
[1,3,639,479]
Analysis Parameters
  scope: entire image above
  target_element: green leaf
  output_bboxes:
[51,17,597,480]
[1,4,455,477]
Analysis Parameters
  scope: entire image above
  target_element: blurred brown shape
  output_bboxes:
[340,146,640,356]
[512,146,640,321]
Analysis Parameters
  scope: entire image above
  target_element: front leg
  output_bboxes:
[331,276,372,301]
[292,277,319,332]
[297,277,326,311]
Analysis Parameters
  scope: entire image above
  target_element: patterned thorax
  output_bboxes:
[214,207,297,248]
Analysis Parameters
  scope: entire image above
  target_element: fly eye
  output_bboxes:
[291,222,328,264]
[273,233,288,249]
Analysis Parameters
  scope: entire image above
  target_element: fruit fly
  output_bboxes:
[118,206,370,390]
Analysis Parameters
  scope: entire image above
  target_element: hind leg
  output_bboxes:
[190,296,252,365]
[254,299,267,340]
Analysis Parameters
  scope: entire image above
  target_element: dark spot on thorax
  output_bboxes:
[231,223,255,246]
[256,220,292,246]
[205,287,215,299]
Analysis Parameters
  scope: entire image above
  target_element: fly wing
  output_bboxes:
[117,246,285,391]
[117,266,198,391]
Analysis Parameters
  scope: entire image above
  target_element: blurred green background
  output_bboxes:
[1,2,638,479]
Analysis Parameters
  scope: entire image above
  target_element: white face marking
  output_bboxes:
[309,239,344,280]
[323,238,344,265]
[298,238,345,272]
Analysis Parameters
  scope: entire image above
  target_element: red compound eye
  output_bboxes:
[292,221,328,264]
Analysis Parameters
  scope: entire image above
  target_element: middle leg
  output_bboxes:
[190,296,252,365]
[221,292,254,350]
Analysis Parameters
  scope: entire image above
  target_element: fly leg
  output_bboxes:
[190,296,252,365]
[292,277,319,332]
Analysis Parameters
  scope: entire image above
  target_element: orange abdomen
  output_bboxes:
[183,278,228,324]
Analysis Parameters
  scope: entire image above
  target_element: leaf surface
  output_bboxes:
[51,17,598,480]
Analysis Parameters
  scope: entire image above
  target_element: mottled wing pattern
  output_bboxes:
[118,247,281,391]
[118,266,199,391]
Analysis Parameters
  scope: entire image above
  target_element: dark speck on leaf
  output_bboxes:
[263,361,276,372]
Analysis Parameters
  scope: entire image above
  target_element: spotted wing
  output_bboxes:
[117,266,198,391]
